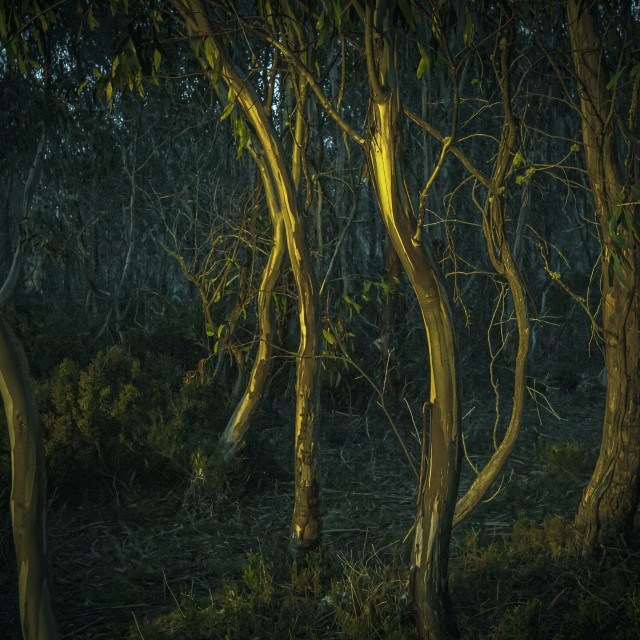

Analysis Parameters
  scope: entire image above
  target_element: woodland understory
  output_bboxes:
[1,1,640,639]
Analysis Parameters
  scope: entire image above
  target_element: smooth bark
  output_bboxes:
[179,0,322,554]
[363,5,461,638]
[567,0,640,552]
[0,313,58,640]
[219,151,287,460]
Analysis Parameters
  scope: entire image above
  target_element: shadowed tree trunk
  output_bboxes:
[567,0,640,552]
[0,313,59,640]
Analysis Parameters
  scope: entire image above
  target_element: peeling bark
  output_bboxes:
[363,5,461,638]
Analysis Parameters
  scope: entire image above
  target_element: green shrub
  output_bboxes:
[38,346,140,490]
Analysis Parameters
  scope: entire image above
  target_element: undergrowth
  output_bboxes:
[127,511,640,640]
[129,547,417,640]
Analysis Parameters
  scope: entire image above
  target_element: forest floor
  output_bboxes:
[3,377,640,639]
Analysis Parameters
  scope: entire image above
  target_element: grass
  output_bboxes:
[3,373,639,639]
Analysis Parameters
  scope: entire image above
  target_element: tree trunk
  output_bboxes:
[379,240,404,403]
[181,0,322,554]
[364,5,461,638]
[0,313,59,639]
[567,0,640,552]
[219,151,287,460]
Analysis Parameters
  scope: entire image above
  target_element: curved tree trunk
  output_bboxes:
[180,0,322,554]
[567,0,640,552]
[219,150,287,461]
[363,5,461,638]
[0,313,58,639]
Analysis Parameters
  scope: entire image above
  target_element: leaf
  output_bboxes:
[570,143,580,152]
[106,81,113,103]
[92,67,102,78]
[612,252,628,288]
[323,329,335,345]
[332,0,341,29]
[608,203,630,250]
[631,62,640,79]
[397,0,416,28]
[417,42,429,78]
[235,117,250,158]
[205,37,216,69]
[77,78,89,95]
[606,67,624,90]
[87,9,99,31]
[206,323,215,336]
[154,49,161,71]
[220,101,235,121]
[463,7,473,46]
[212,58,223,85]
[217,324,225,337]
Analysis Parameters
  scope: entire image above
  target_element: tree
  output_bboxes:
[565,0,640,552]
[176,0,322,554]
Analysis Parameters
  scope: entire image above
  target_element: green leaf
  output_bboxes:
[106,81,113,103]
[18,55,28,76]
[154,49,161,71]
[417,43,429,78]
[332,0,341,29]
[206,323,215,336]
[87,9,99,31]
[606,67,625,90]
[217,324,225,337]
[463,7,473,46]
[77,78,89,95]
[609,203,630,250]
[212,58,223,85]
[397,0,416,28]
[205,37,216,69]
[221,101,235,121]
[612,253,628,288]
[323,329,335,345]
[235,117,251,158]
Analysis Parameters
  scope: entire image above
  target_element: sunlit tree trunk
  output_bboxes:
[363,5,461,638]
[219,151,286,460]
[379,241,404,403]
[0,313,58,640]
[180,0,322,554]
[567,0,640,552]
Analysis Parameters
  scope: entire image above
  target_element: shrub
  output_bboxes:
[38,346,140,491]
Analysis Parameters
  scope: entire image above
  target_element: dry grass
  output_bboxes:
[3,383,639,639]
